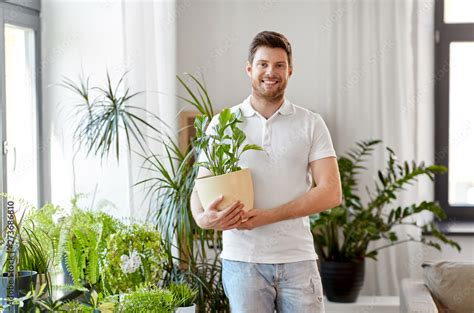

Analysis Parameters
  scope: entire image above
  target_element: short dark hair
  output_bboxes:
[248,31,293,68]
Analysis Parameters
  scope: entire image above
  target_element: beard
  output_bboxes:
[252,76,287,101]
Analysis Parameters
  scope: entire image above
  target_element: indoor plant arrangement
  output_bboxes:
[193,108,263,211]
[310,140,460,302]
[137,74,238,312]
[64,71,240,312]
[0,197,172,312]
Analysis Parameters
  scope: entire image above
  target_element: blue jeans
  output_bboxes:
[222,259,325,313]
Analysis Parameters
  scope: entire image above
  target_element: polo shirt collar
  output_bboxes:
[241,95,294,117]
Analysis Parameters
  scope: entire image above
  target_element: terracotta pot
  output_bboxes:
[195,168,254,211]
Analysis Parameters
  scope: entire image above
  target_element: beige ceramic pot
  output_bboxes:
[195,168,254,212]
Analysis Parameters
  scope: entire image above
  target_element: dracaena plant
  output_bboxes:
[61,71,166,162]
[310,140,460,262]
[193,108,263,176]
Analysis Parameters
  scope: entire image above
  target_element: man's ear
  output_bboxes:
[245,61,252,78]
[288,65,293,77]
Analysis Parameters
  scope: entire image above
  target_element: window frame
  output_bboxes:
[0,0,43,230]
[434,0,474,222]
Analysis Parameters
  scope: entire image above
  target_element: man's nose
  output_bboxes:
[265,65,275,75]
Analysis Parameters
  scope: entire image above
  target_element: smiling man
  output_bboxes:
[191,31,342,313]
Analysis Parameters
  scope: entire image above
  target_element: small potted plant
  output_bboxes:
[310,140,460,303]
[0,202,46,311]
[193,108,263,211]
[103,223,166,294]
[168,283,198,313]
[119,283,175,312]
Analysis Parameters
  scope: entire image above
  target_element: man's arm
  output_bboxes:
[191,167,245,230]
[239,156,342,230]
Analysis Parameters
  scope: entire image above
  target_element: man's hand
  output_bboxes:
[196,195,245,230]
[238,208,275,230]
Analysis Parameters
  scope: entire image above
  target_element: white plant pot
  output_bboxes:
[175,304,196,313]
[195,168,254,212]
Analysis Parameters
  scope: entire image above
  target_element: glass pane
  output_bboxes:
[444,0,474,23]
[5,24,38,212]
[449,42,474,206]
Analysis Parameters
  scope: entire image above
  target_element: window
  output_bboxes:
[435,0,474,222]
[0,1,42,227]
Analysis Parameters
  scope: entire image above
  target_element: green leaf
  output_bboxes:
[218,108,232,126]
[242,144,264,152]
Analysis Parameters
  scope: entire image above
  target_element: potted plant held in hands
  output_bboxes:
[310,140,460,303]
[193,108,263,212]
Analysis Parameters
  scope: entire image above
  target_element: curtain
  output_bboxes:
[314,0,435,296]
[121,0,178,220]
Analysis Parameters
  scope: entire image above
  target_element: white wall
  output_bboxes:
[423,235,474,263]
[176,0,335,121]
[41,0,178,219]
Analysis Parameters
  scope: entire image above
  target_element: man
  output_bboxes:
[190,31,342,313]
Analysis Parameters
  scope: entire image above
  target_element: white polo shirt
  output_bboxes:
[201,95,336,264]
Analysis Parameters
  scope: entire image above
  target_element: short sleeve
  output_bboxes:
[308,114,337,162]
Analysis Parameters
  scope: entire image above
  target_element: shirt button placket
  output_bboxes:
[263,121,271,153]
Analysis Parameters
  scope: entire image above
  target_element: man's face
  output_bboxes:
[246,46,293,101]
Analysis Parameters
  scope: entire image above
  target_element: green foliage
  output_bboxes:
[63,225,100,290]
[310,140,460,262]
[65,71,233,312]
[120,284,175,313]
[60,300,86,312]
[59,198,126,294]
[140,73,231,312]
[61,71,167,162]
[168,283,198,307]
[103,224,166,294]
[23,203,63,268]
[0,195,53,295]
[20,283,68,312]
[194,108,263,176]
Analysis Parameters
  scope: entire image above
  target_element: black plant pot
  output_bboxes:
[320,260,365,303]
[0,270,37,312]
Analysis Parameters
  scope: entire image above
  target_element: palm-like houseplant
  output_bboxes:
[310,140,460,302]
[61,71,166,162]
[138,74,233,312]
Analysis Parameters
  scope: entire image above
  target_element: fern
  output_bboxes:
[64,240,82,286]
[86,224,102,285]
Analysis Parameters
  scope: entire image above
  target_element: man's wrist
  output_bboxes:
[267,203,294,223]
[266,207,282,224]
